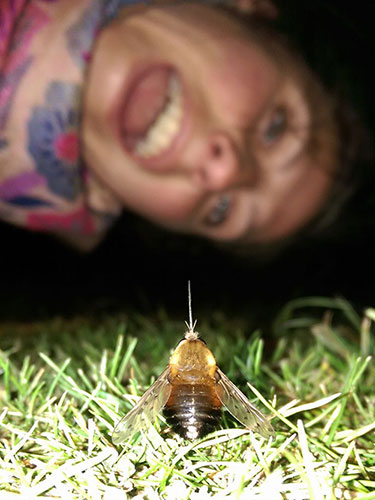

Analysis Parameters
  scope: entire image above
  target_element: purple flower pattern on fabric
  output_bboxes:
[66,0,104,68]
[0,171,51,207]
[65,0,148,69]
[102,0,150,24]
[1,2,49,147]
[1,0,151,241]
[0,0,28,62]
[0,171,46,198]
[0,58,31,132]
[6,3,49,68]
[27,81,82,201]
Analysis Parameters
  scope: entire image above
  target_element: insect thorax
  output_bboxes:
[169,338,217,382]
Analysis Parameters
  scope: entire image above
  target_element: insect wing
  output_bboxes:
[112,367,172,444]
[215,367,273,437]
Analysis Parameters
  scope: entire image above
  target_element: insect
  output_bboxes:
[112,285,273,444]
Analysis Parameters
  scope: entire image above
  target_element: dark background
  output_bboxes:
[0,0,373,323]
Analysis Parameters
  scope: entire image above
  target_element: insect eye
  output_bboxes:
[203,194,231,227]
[262,107,287,146]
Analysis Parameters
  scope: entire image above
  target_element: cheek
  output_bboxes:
[257,158,334,240]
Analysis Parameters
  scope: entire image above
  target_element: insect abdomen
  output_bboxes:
[163,384,222,440]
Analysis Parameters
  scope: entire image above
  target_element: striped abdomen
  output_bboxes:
[163,383,222,440]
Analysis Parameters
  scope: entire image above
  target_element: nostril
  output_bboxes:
[191,133,240,190]
[211,143,223,158]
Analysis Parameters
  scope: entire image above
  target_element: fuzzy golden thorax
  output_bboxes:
[168,338,217,383]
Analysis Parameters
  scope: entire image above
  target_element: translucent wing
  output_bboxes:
[112,367,172,444]
[215,367,273,437]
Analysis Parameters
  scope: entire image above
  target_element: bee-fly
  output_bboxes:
[112,284,273,444]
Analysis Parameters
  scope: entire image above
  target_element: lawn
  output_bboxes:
[0,296,374,499]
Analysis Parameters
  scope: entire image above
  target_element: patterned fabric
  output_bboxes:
[0,0,28,66]
[0,0,123,245]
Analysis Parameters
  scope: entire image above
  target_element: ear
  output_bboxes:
[232,0,278,19]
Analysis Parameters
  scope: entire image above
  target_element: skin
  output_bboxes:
[82,3,339,245]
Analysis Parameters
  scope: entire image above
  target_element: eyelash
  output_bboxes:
[203,194,231,227]
[261,106,288,146]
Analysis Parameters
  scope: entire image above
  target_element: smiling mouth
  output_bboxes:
[121,67,184,159]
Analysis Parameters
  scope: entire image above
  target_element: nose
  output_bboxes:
[191,133,241,191]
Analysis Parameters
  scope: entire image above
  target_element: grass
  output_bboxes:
[0,297,375,499]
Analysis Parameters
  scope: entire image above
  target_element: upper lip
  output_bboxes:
[113,63,190,171]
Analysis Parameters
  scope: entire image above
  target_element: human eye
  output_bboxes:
[203,194,232,227]
[261,106,287,146]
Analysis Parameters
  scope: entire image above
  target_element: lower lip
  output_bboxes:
[115,64,191,172]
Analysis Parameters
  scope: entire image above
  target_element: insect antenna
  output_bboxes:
[185,281,198,340]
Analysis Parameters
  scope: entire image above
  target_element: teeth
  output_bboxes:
[134,75,183,157]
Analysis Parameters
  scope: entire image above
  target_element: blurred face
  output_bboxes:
[83,3,338,244]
